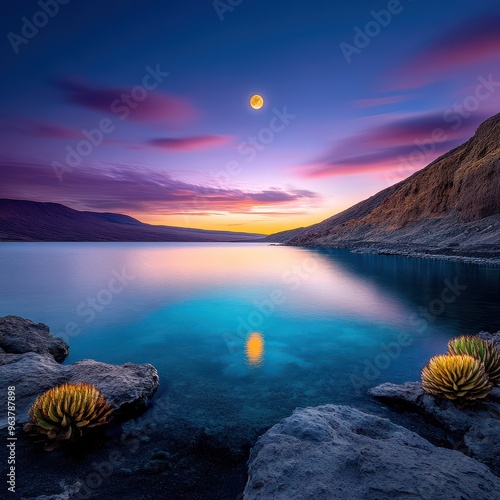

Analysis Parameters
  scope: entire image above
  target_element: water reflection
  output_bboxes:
[0,242,498,375]
[245,332,265,367]
[1,241,499,445]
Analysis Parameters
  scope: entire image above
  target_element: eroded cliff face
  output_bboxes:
[284,113,500,249]
[364,113,500,228]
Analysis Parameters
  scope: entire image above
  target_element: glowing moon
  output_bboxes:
[250,94,264,110]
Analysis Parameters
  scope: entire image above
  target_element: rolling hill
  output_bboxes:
[0,199,265,242]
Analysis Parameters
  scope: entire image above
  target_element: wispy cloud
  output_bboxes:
[148,135,232,151]
[392,13,500,89]
[25,120,82,139]
[102,135,233,152]
[298,110,489,179]
[0,160,320,216]
[55,78,198,128]
[2,119,82,139]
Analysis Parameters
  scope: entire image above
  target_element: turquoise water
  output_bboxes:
[1,242,499,432]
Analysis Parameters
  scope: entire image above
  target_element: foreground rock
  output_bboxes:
[0,316,69,362]
[370,331,500,473]
[244,405,500,499]
[0,316,159,428]
[370,381,500,474]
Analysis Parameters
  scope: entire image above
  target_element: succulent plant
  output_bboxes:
[448,335,500,384]
[421,354,492,403]
[24,382,113,450]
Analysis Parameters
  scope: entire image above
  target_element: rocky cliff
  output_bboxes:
[269,113,500,258]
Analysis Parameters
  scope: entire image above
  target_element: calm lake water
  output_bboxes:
[1,242,499,433]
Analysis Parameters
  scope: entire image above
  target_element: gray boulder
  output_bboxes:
[0,316,69,362]
[68,359,159,412]
[0,352,67,428]
[0,352,159,428]
[369,382,500,472]
[0,316,159,429]
[244,405,500,500]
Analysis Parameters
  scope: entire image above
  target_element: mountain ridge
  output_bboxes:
[0,199,265,242]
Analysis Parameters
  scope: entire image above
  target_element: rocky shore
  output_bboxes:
[368,332,500,475]
[269,241,500,266]
[0,316,248,499]
[244,405,500,499]
[0,316,159,429]
[3,317,499,499]
[244,331,500,499]
[349,245,500,266]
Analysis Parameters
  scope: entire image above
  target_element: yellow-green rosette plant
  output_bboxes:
[448,335,500,384]
[24,382,113,450]
[421,354,492,403]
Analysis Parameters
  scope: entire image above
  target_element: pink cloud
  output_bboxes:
[148,135,232,151]
[297,110,491,179]
[299,159,400,179]
[56,78,198,128]
[393,13,500,89]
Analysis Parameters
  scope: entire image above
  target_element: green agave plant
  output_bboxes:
[24,382,113,450]
[448,335,500,384]
[421,354,492,403]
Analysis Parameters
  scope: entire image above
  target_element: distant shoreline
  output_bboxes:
[349,247,500,266]
[273,242,500,266]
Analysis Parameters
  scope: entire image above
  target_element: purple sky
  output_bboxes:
[1,0,499,233]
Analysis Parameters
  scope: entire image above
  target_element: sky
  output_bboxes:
[1,0,499,234]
